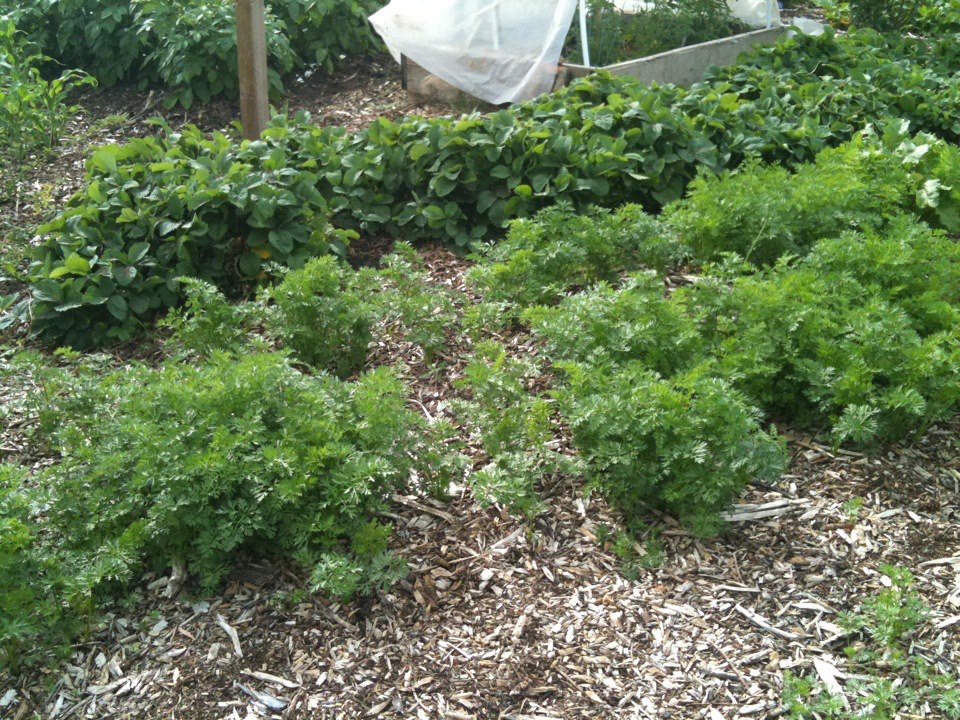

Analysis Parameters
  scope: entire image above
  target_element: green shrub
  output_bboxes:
[849,0,924,31]
[45,0,143,87]
[0,21,95,163]
[27,352,417,596]
[665,139,914,265]
[468,202,681,307]
[0,0,380,104]
[135,0,294,109]
[268,0,382,73]
[266,256,372,377]
[21,125,346,347]
[0,350,428,668]
[681,220,960,444]
[524,272,702,377]
[803,217,960,335]
[556,363,786,534]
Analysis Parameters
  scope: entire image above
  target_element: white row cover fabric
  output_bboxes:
[369,0,579,105]
[728,0,781,27]
[370,0,781,105]
[613,1,779,27]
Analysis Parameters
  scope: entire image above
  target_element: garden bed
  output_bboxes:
[3,248,958,719]
[4,4,960,718]
[562,24,785,87]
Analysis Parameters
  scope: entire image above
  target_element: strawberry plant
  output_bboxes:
[19,124,347,347]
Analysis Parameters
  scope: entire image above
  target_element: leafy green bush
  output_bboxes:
[266,256,372,377]
[681,219,960,444]
[803,218,960,335]
[44,0,143,87]
[0,0,381,105]
[134,0,295,109]
[0,349,423,668]
[524,272,702,377]
[268,0,382,73]
[566,0,749,66]
[21,125,346,347]
[0,20,95,163]
[848,0,924,31]
[664,140,914,265]
[468,202,681,307]
[665,126,960,266]
[556,363,786,534]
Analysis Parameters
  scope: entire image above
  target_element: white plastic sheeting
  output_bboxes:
[613,1,780,27]
[370,0,781,105]
[728,0,781,27]
[369,0,579,105]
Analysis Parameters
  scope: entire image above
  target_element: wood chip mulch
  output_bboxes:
[4,249,958,720]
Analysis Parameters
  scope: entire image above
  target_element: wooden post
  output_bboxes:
[236,0,270,140]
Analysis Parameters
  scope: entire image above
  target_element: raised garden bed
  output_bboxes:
[561,24,785,86]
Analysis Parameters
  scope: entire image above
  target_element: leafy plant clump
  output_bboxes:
[161,242,460,374]
[567,0,750,67]
[134,0,296,108]
[680,218,960,445]
[0,349,426,668]
[453,343,576,516]
[467,202,683,308]
[265,256,372,377]
[783,565,960,719]
[665,126,960,266]
[848,0,925,32]
[524,272,702,377]
[17,124,348,347]
[0,0,382,107]
[0,21,95,164]
[557,362,787,534]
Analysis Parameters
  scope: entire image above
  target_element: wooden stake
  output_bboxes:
[235,0,269,140]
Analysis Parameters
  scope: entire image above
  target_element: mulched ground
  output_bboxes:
[3,245,958,720]
[2,40,959,720]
